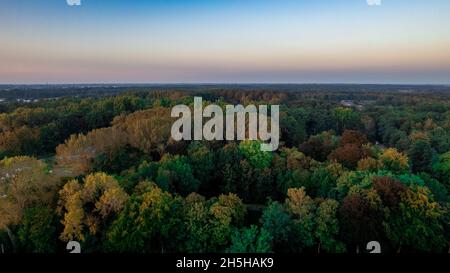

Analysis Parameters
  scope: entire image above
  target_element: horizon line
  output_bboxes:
[1,82,449,87]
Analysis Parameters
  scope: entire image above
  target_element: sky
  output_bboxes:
[0,0,450,84]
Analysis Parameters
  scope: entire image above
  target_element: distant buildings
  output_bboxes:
[340,100,354,107]
[15,99,39,103]
[340,100,364,110]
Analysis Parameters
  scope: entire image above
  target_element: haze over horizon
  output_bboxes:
[1,0,450,84]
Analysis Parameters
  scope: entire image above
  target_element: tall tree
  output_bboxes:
[106,184,182,253]
[339,189,385,250]
[285,188,316,251]
[315,199,345,253]
[58,173,128,245]
[379,148,410,173]
[17,205,58,253]
[408,140,434,173]
[433,151,450,191]
[187,142,215,194]
[0,156,57,252]
[208,193,246,251]
[260,201,292,252]
[182,193,211,253]
[228,225,273,253]
[155,154,200,195]
[385,187,447,252]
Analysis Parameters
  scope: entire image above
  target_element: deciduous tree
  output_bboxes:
[0,156,57,251]
[228,225,273,253]
[58,173,128,244]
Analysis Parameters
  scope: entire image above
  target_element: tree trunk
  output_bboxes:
[4,226,16,253]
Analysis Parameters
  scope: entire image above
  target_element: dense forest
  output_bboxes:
[1,85,449,253]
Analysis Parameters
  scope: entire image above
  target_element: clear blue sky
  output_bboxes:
[1,0,450,84]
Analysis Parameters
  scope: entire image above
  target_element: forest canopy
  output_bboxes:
[0,85,449,253]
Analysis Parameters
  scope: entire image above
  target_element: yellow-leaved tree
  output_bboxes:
[0,156,57,251]
[58,172,128,242]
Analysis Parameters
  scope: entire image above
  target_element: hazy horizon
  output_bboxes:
[1,0,450,84]
[2,83,450,88]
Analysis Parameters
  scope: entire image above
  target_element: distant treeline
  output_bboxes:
[1,84,449,102]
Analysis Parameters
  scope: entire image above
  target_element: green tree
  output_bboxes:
[385,187,447,252]
[209,193,246,251]
[280,108,308,147]
[332,107,362,134]
[182,193,211,252]
[433,151,450,191]
[285,188,316,251]
[304,165,338,198]
[106,185,182,253]
[238,140,273,169]
[260,201,292,252]
[228,226,273,253]
[187,142,215,193]
[408,140,434,173]
[155,154,200,195]
[315,199,345,253]
[18,205,58,253]
[216,143,244,197]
